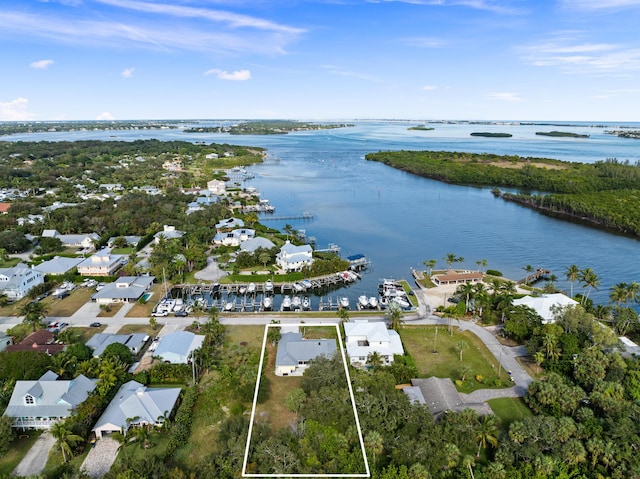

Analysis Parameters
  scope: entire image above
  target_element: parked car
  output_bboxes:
[90,322,101,327]
[174,310,189,317]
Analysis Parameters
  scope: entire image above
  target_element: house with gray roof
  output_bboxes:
[106,236,142,248]
[343,321,404,366]
[240,237,276,253]
[90,276,155,305]
[4,371,97,430]
[512,293,578,324]
[213,228,255,247]
[153,225,184,244]
[86,333,149,357]
[275,332,336,376]
[154,331,204,364]
[0,263,44,300]
[77,249,126,277]
[33,256,84,276]
[276,240,314,272]
[215,217,244,230]
[92,380,181,439]
[41,229,100,249]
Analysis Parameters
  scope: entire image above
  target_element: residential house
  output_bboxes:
[92,380,181,439]
[5,330,65,355]
[240,237,276,253]
[154,331,204,364]
[154,225,184,244]
[215,217,244,230]
[0,263,44,300]
[512,293,578,324]
[77,249,126,277]
[186,194,218,215]
[3,371,97,430]
[86,333,149,357]
[106,236,142,248]
[17,214,45,226]
[41,229,100,250]
[33,256,84,276]
[343,321,405,366]
[213,228,256,247]
[276,240,314,272]
[432,270,483,286]
[98,183,123,192]
[207,179,226,195]
[275,332,336,376]
[90,276,155,304]
[0,202,10,214]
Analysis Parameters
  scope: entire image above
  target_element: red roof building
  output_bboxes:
[5,330,65,355]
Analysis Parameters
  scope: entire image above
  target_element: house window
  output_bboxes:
[24,394,34,405]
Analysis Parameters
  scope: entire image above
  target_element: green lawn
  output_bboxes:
[399,325,511,393]
[487,397,532,428]
[0,431,42,476]
[44,287,94,317]
[117,324,156,336]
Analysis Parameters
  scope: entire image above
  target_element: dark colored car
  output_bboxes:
[174,310,189,317]
[90,322,101,327]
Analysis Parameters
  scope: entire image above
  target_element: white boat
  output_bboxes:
[391,296,410,309]
[238,285,247,295]
[368,296,379,308]
[301,279,313,289]
[262,296,273,310]
[247,283,256,294]
[264,280,274,292]
[224,300,235,312]
[292,296,302,309]
[358,295,369,308]
[302,297,311,310]
[173,298,184,311]
[340,297,350,309]
[293,282,305,292]
[282,295,292,311]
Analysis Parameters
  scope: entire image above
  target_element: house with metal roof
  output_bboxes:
[275,332,336,376]
[512,293,578,324]
[4,371,97,430]
[41,229,100,249]
[0,263,44,300]
[92,380,181,439]
[154,331,205,364]
[153,225,184,244]
[90,276,155,305]
[33,256,84,276]
[343,321,405,366]
[215,217,244,230]
[213,228,256,247]
[77,249,126,277]
[239,237,276,253]
[276,240,314,272]
[86,333,149,357]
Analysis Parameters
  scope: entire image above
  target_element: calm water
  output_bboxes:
[5,120,640,305]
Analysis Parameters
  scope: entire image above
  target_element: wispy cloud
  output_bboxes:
[30,59,54,69]
[0,97,33,121]
[367,0,525,14]
[402,37,447,48]
[96,111,115,120]
[486,92,522,101]
[422,85,438,90]
[204,69,251,81]
[561,0,640,10]
[121,67,134,78]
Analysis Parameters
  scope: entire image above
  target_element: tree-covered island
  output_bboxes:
[535,131,590,138]
[365,150,640,237]
[184,120,354,135]
[470,132,513,138]
[0,121,183,136]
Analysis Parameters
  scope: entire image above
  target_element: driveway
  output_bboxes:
[13,431,56,477]
[80,437,120,478]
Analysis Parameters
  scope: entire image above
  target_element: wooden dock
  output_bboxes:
[517,268,552,285]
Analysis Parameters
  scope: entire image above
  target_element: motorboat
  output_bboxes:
[339,297,350,309]
[302,297,311,310]
[262,296,273,311]
[224,300,235,312]
[282,295,292,311]
[391,296,410,309]
[368,296,379,308]
[301,279,313,289]
[247,283,256,294]
[358,295,369,308]
[238,285,247,295]
[264,280,274,293]
[292,296,302,309]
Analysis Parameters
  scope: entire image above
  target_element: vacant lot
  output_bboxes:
[44,288,94,317]
[488,397,532,428]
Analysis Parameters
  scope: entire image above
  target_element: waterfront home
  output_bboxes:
[512,293,578,324]
[207,179,226,195]
[275,332,336,376]
[240,237,276,253]
[215,217,244,230]
[153,225,184,243]
[213,228,256,247]
[343,321,404,366]
[41,229,100,250]
[432,270,483,286]
[77,249,126,277]
[0,263,44,301]
[186,194,218,214]
[86,332,149,357]
[92,380,181,439]
[276,240,314,272]
[33,256,84,276]
[4,371,97,430]
[90,276,155,305]
[6,330,65,355]
[154,331,204,364]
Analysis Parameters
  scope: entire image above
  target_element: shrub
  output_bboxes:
[486,269,503,277]
[455,380,463,387]
[476,375,484,383]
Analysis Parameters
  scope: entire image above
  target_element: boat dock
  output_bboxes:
[259,212,314,221]
[517,268,552,285]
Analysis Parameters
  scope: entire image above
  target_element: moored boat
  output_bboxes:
[264,280,274,293]
[302,296,311,310]
[262,296,273,311]
[247,282,256,294]
[282,295,292,311]
[358,295,369,308]
[292,296,302,309]
[368,296,379,308]
[340,297,350,309]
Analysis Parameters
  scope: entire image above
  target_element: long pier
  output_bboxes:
[259,212,314,221]
[517,268,552,285]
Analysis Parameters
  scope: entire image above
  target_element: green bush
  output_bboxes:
[486,269,503,277]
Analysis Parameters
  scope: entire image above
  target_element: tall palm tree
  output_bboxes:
[50,422,83,462]
[456,282,476,314]
[627,281,640,304]
[564,264,580,298]
[443,253,462,270]
[475,415,499,457]
[423,259,437,276]
[385,302,404,331]
[367,351,384,367]
[364,430,384,469]
[579,267,600,304]
[18,301,50,332]
[609,282,629,307]
[476,259,487,273]
[522,264,534,284]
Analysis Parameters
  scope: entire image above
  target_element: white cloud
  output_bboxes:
[561,0,640,9]
[204,69,251,81]
[0,98,33,121]
[121,68,134,78]
[422,85,438,91]
[96,111,115,120]
[30,59,54,69]
[486,92,523,102]
[368,0,525,14]
[403,37,446,48]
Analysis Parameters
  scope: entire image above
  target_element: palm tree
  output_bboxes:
[423,259,437,276]
[475,415,499,457]
[564,264,580,298]
[364,430,384,469]
[443,253,462,270]
[579,267,600,304]
[337,308,349,324]
[18,301,49,332]
[476,259,487,273]
[131,424,152,449]
[456,282,476,314]
[50,422,83,462]
[455,340,468,362]
[627,281,640,304]
[385,302,404,331]
[522,264,534,284]
[609,282,629,307]
[367,351,384,367]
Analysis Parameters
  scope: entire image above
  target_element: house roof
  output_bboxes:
[275,332,336,367]
[215,217,244,230]
[433,270,483,283]
[154,331,205,364]
[512,293,578,323]
[0,203,10,214]
[4,371,97,419]
[86,333,149,357]
[5,330,65,354]
[33,256,84,275]
[92,380,181,434]
[77,250,125,270]
[0,263,43,294]
[240,237,276,252]
[343,321,404,359]
[280,240,312,256]
[91,276,154,301]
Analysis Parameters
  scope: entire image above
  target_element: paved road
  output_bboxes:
[13,431,56,477]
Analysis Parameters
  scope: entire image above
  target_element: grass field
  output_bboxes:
[97,303,124,317]
[487,397,532,428]
[400,325,510,393]
[0,432,42,476]
[117,323,156,336]
[44,287,94,317]
[66,325,106,343]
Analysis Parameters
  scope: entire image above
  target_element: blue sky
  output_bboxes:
[1,0,640,121]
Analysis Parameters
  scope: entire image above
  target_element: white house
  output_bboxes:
[4,371,97,430]
[90,276,155,304]
[33,256,84,276]
[215,217,244,230]
[240,237,276,253]
[207,179,226,195]
[343,321,405,366]
[86,333,149,357]
[77,249,126,277]
[213,228,256,247]
[41,229,100,249]
[512,293,578,324]
[0,263,44,300]
[154,225,184,244]
[276,240,314,272]
[92,380,181,439]
[275,332,336,376]
[154,331,205,364]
